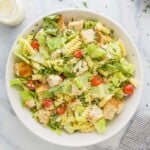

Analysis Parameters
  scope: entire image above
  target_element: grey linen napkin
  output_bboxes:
[119,111,150,150]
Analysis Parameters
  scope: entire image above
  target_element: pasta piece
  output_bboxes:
[26,34,34,44]
[46,58,64,67]
[18,36,35,57]
[63,36,81,56]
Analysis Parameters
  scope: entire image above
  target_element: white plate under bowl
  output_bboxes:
[6,9,143,147]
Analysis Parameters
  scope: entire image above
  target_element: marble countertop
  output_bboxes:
[0,0,150,149]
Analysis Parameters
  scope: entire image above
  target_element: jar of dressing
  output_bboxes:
[0,0,25,26]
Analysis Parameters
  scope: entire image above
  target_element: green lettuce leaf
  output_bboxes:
[10,78,27,89]
[94,118,106,133]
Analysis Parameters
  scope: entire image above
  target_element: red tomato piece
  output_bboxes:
[56,104,65,115]
[43,99,53,108]
[123,84,134,95]
[73,49,83,58]
[27,79,36,90]
[31,40,39,50]
[91,75,104,86]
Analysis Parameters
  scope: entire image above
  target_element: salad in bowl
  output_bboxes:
[10,14,138,134]
[6,9,143,147]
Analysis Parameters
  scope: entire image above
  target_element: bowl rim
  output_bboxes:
[5,8,144,147]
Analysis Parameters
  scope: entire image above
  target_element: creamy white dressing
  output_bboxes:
[0,0,25,26]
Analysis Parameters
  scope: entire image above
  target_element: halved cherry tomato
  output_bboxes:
[56,104,65,115]
[91,75,104,86]
[73,49,83,58]
[123,84,134,95]
[27,79,36,90]
[43,99,53,108]
[31,40,39,50]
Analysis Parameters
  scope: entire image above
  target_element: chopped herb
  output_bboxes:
[82,1,88,8]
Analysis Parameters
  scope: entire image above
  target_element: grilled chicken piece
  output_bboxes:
[15,62,32,78]
[81,29,95,44]
[47,75,62,88]
[68,20,84,31]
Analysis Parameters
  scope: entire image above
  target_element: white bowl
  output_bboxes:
[6,9,143,147]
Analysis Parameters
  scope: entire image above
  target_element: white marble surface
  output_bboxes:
[0,0,150,150]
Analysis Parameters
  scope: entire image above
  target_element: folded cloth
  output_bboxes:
[119,111,150,150]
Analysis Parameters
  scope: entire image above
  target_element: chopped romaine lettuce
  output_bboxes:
[94,118,106,133]
[10,78,27,89]
[47,37,66,51]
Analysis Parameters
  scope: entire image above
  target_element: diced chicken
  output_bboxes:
[81,29,95,43]
[103,98,125,120]
[37,109,50,124]
[73,60,88,75]
[89,105,103,122]
[68,20,84,31]
[47,75,62,88]
[51,49,62,58]
[36,84,48,100]
[25,99,35,108]
[15,62,32,78]
[71,84,84,96]
[58,15,66,31]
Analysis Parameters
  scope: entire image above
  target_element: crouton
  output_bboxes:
[15,62,32,78]
[96,30,112,44]
[37,109,50,124]
[99,94,114,108]
[68,20,84,31]
[58,15,66,31]
[116,100,125,114]
[81,29,95,44]
[47,75,62,87]
[103,98,124,120]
